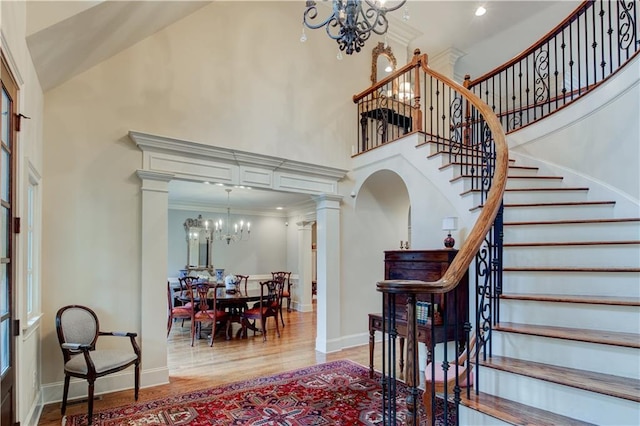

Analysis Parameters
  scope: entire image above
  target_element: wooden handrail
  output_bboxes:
[467,1,590,86]
[376,54,509,296]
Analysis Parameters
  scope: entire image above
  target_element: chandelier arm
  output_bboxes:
[303,4,338,30]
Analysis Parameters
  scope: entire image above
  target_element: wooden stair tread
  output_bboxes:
[439,163,538,171]
[504,201,615,207]
[504,240,640,247]
[500,293,640,306]
[462,186,589,192]
[479,355,640,403]
[494,322,640,349]
[504,266,640,272]
[451,173,560,180]
[471,200,616,212]
[505,218,640,226]
[459,390,597,426]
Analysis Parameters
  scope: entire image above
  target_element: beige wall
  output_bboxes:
[39,0,369,391]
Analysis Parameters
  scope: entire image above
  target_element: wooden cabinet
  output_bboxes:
[368,249,469,377]
[384,249,468,327]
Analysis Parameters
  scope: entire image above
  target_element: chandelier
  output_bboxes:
[213,189,250,244]
[301,0,408,55]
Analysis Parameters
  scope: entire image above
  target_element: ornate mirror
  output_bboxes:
[184,215,214,274]
[371,42,397,85]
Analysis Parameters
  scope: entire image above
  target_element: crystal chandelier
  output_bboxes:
[214,189,250,244]
[301,0,408,55]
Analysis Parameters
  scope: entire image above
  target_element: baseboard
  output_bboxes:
[40,366,169,405]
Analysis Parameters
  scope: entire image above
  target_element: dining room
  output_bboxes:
[166,182,319,350]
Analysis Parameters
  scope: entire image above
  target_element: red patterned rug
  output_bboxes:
[64,360,456,425]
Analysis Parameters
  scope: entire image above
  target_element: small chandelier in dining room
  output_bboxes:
[301,0,409,56]
[214,188,251,245]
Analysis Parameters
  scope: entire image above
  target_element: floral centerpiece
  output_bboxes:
[224,274,238,293]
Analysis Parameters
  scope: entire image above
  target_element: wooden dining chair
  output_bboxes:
[235,274,249,294]
[177,276,198,308]
[167,281,192,337]
[189,283,229,346]
[271,271,291,327]
[242,279,283,341]
[422,331,481,421]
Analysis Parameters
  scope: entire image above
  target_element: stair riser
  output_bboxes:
[503,271,640,298]
[503,204,615,221]
[503,245,640,268]
[504,222,640,243]
[505,177,564,189]
[503,190,589,204]
[499,299,640,334]
[458,177,566,192]
[478,368,640,425]
[491,332,640,379]
[467,190,589,206]
[458,408,512,426]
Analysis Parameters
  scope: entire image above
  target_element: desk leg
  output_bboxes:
[369,327,375,378]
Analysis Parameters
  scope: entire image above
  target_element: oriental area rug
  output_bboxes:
[64,360,456,425]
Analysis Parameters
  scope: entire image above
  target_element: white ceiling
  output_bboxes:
[23,0,579,212]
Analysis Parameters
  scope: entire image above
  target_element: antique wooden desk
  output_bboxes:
[368,249,469,378]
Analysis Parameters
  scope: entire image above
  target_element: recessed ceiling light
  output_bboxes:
[475,6,486,16]
[276,207,284,210]
[215,183,224,186]
[203,181,210,185]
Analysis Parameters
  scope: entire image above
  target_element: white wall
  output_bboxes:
[168,208,289,278]
[39,0,370,396]
[1,1,46,424]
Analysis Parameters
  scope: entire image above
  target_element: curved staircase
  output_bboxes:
[437,147,640,425]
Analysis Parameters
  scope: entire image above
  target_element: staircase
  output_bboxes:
[434,147,640,425]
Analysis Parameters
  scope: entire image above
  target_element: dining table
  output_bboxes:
[178,283,264,339]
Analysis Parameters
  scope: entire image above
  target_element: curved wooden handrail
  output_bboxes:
[377,53,509,295]
[467,1,590,86]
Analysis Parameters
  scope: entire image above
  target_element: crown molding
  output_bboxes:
[129,130,348,181]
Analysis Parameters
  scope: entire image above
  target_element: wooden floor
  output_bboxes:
[38,304,381,425]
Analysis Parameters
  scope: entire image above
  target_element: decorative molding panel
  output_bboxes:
[129,131,348,196]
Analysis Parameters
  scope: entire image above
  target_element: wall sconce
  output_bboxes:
[400,240,410,250]
[442,217,458,248]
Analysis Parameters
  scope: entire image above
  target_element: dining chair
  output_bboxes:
[422,331,480,421]
[271,271,291,327]
[55,305,141,425]
[235,274,249,294]
[189,283,229,346]
[177,276,198,307]
[167,281,192,337]
[242,279,283,341]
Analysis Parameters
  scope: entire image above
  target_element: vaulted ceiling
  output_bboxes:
[23,0,579,212]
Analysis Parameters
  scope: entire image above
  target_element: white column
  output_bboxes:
[313,194,342,353]
[296,220,315,312]
[137,170,173,387]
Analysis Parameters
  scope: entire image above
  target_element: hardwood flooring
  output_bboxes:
[38,305,380,425]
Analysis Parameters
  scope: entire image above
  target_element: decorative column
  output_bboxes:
[137,170,173,386]
[313,194,342,353]
[296,220,315,312]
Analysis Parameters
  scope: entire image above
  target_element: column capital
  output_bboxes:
[136,170,174,183]
[296,220,315,229]
[313,194,343,210]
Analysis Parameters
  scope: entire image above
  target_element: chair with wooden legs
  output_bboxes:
[422,332,480,421]
[55,305,141,425]
[189,283,229,346]
[242,279,283,341]
[271,271,291,327]
[167,281,192,337]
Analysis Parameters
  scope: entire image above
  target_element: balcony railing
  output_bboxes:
[467,0,640,132]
